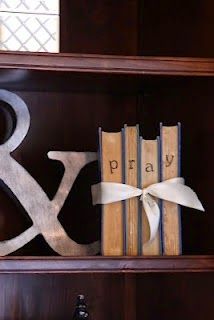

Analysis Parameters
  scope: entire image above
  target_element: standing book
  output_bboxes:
[160,123,182,255]
[99,128,124,256]
[140,137,162,255]
[124,125,139,256]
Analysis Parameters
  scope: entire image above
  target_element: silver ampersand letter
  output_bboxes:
[0,89,100,256]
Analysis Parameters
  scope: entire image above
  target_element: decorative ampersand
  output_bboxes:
[0,89,100,256]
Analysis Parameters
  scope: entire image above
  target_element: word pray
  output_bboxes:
[109,155,174,174]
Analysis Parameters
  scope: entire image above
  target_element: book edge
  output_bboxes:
[160,123,182,255]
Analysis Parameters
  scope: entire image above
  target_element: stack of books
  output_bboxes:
[99,124,182,256]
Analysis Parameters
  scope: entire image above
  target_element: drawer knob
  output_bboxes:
[73,294,89,319]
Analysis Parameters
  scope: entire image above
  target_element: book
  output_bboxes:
[140,137,162,255]
[124,125,140,255]
[160,123,182,255]
[99,128,124,256]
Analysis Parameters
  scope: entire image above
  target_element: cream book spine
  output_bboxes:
[99,128,124,256]
[140,137,162,255]
[160,123,182,255]
[124,125,140,256]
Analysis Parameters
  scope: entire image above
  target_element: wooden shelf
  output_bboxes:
[0,51,214,76]
[0,256,213,274]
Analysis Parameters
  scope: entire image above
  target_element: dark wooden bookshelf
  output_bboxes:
[0,1,213,319]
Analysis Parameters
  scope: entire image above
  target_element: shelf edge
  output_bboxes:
[0,52,214,76]
[0,256,213,274]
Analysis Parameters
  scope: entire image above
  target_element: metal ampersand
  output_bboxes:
[0,89,100,256]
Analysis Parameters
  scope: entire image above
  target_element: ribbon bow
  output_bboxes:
[91,177,204,243]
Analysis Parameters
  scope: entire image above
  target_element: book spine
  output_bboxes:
[122,128,126,256]
[124,125,139,256]
[100,129,124,256]
[98,127,104,255]
[160,123,182,255]
[138,132,142,255]
[178,123,182,254]
[157,136,163,255]
[140,137,161,255]
[139,136,143,255]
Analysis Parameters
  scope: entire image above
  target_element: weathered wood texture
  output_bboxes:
[0,89,99,256]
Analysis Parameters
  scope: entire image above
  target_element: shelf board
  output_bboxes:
[0,256,213,274]
[0,51,214,76]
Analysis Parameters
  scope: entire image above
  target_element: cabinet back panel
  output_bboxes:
[60,0,214,57]
[60,0,139,55]
[141,0,214,57]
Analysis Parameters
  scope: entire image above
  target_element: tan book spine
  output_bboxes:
[141,138,161,255]
[161,124,182,255]
[124,125,139,256]
[101,130,123,256]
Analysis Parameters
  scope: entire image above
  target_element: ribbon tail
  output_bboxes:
[147,182,205,212]
[142,194,160,243]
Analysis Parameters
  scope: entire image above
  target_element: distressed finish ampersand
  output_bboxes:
[0,89,100,256]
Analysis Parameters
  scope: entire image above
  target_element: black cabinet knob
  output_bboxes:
[72,294,89,319]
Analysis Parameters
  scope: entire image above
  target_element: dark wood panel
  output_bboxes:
[141,0,214,57]
[0,273,124,320]
[60,0,139,55]
[136,273,214,320]
[0,272,212,319]
[123,274,137,320]
[0,51,214,75]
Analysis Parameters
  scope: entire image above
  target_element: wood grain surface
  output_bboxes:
[0,51,214,76]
